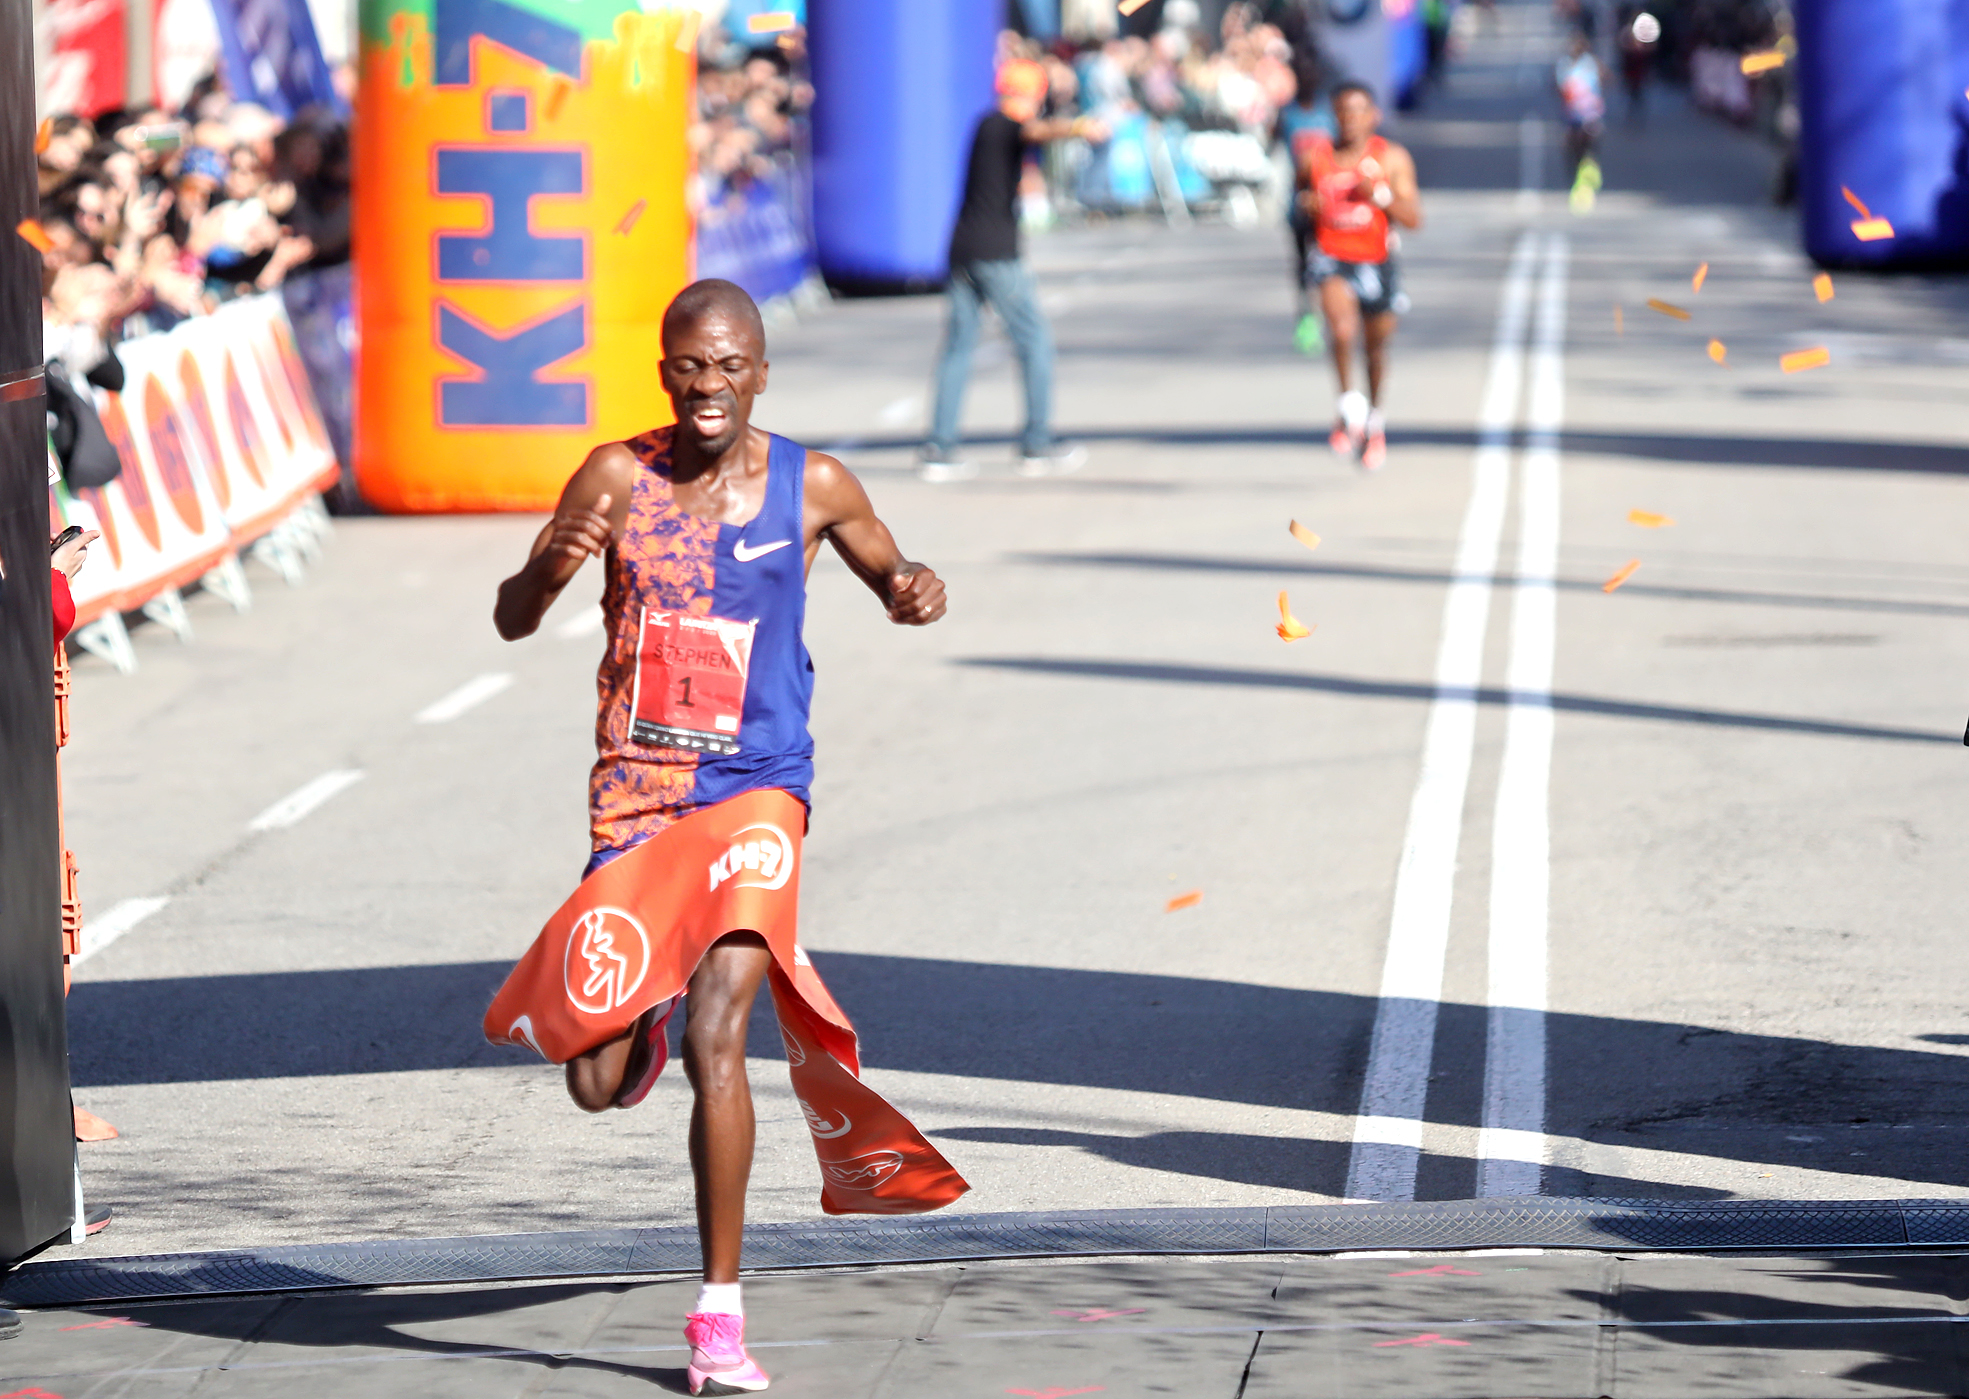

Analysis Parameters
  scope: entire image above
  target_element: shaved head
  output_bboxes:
[662,279,766,356]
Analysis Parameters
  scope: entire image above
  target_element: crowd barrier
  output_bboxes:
[48,294,340,673]
[696,163,819,309]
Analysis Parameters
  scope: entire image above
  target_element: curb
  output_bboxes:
[8,1197,1969,1309]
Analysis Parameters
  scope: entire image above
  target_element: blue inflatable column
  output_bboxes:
[1796,0,1969,266]
[808,0,999,290]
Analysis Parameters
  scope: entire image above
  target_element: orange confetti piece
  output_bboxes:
[1602,559,1641,593]
[1613,304,1623,335]
[14,218,52,253]
[1288,519,1320,550]
[1119,0,1151,12]
[34,117,51,154]
[1627,509,1674,528]
[1780,346,1831,373]
[1645,298,1691,321]
[1165,889,1203,912]
[614,198,646,235]
[1813,273,1835,303]
[1850,218,1894,241]
[1707,339,1727,364]
[544,77,572,120]
[1740,50,1786,75]
[746,11,795,32]
[1841,187,1871,219]
[1691,262,1709,293]
[675,9,701,49]
[1276,590,1312,641]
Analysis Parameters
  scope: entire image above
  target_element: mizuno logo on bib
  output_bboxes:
[630,609,756,756]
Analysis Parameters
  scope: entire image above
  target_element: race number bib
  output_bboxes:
[631,609,755,756]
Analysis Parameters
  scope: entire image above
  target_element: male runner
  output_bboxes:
[1275,58,1334,356]
[1555,29,1608,212]
[491,279,962,1395]
[1298,81,1421,472]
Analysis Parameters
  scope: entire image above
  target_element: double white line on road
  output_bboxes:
[1345,229,1570,1203]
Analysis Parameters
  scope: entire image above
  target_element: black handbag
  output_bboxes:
[44,359,123,491]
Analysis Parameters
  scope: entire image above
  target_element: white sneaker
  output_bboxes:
[1015,443,1087,478]
[917,455,977,483]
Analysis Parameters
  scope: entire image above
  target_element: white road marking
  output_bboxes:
[1344,231,1541,1203]
[74,896,170,965]
[876,395,919,427]
[1517,117,1544,213]
[555,608,605,640]
[414,672,514,724]
[1479,232,1569,1196]
[248,769,364,832]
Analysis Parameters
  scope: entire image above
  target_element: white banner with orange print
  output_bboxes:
[484,788,970,1217]
[56,293,341,626]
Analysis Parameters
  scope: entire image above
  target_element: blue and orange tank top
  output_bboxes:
[588,426,814,870]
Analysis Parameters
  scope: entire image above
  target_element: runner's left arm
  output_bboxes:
[1382,144,1423,230]
[803,451,946,625]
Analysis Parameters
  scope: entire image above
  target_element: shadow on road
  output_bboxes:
[1012,549,1969,621]
[957,655,1955,745]
[66,953,1969,1198]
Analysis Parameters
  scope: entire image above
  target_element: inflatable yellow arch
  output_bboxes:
[355,0,695,512]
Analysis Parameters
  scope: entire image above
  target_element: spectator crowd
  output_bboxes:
[37,91,351,390]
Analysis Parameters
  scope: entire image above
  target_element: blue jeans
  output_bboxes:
[927,258,1055,459]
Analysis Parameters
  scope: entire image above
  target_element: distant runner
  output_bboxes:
[1555,29,1608,211]
[1275,59,1336,356]
[489,279,968,1396]
[1298,82,1422,471]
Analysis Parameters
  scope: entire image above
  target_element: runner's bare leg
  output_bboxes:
[566,1025,636,1110]
[1363,310,1399,406]
[1320,277,1362,393]
[683,932,774,1284]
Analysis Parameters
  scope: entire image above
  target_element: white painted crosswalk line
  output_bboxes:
[414,672,514,724]
[1345,230,1541,1203]
[249,770,364,832]
[1479,232,1569,1196]
[74,896,170,965]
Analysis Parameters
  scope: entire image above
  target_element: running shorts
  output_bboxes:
[1308,251,1409,317]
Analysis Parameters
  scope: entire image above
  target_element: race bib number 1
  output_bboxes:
[631,609,755,756]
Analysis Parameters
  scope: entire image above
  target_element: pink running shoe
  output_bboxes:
[1328,420,1359,458]
[610,996,677,1110]
[1360,427,1387,472]
[685,1312,770,1394]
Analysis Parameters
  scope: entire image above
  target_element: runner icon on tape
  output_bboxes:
[631,609,755,755]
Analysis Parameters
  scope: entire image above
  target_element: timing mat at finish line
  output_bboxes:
[8,1198,1969,1308]
[7,1248,1969,1396]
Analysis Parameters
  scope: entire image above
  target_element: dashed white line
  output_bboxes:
[248,769,364,832]
[555,608,606,640]
[74,896,170,965]
[1344,230,1540,1203]
[1479,231,1569,1196]
[414,672,514,724]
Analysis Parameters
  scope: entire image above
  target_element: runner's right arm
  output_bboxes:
[494,443,635,640]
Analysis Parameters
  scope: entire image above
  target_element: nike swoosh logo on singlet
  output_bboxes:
[732,538,794,562]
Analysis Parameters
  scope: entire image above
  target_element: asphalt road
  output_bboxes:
[56,5,1969,1258]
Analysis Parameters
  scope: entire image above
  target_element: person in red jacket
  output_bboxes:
[49,527,118,1163]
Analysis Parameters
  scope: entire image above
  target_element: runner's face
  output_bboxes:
[1334,91,1378,145]
[660,312,767,456]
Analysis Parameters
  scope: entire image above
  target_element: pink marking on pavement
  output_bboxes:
[1,1388,65,1398]
[1389,1265,1481,1277]
[1049,1308,1148,1322]
[1373,1332,1471,1348]
[59,1318,148,1330]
